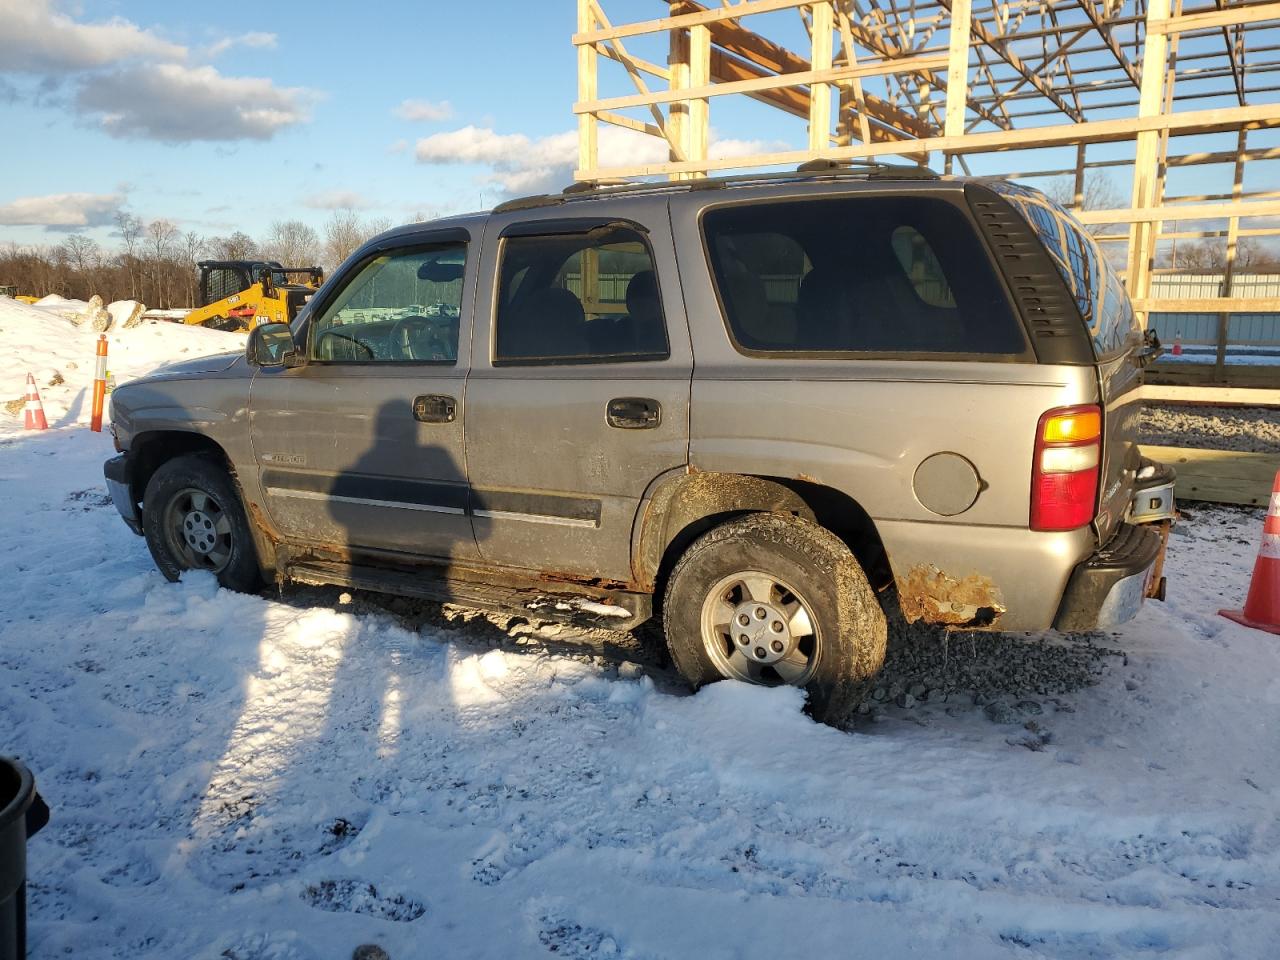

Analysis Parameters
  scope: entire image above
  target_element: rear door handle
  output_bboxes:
[413,394,457,423]
[607,397,661,429]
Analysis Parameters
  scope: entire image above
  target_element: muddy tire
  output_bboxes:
[663,513,887,724]
[142,454,263,593]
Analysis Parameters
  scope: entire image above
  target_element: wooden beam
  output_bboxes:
[668,21,690,176]
[1140,384,1280,407]
[1132,297,1280,312]
[1125,0,1171,310]
[1138,445,1279,507]
[809,1,834,152]
[1146,2,1280,35]
[1078,198,1280,224]
[690,23,711,175]
[575,101,1280,178]
[577,0,599,180]
[944,0,971,137]
[575,0,810,44]
[574,51,950,114]
[591,0,683,160]
[688,1,933,136]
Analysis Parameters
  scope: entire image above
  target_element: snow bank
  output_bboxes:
[0,295,244,427]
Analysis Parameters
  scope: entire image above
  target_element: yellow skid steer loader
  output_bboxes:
[184,260,323,331]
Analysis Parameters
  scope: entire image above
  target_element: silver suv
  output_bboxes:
[104,166,1175,722]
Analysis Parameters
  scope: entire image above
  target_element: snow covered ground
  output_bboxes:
[3,295,1280,959]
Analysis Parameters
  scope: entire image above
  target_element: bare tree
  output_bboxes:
[323,208,365,270]
[114,211,143,299]
[59,235,101,298]
[1159,236,1280,273]
[182,230,205,307]
[145,219,179,307]
[208,231,259,260]
[261,219,321,267]
[322,210,394,271]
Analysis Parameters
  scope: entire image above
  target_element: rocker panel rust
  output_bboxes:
[896,564,1006,629]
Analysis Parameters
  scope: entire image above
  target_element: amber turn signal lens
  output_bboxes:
[1042,410,1101,444]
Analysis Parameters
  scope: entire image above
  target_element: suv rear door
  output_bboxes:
[464,199,692,584]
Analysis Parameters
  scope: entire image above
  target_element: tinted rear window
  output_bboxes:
[983,181,1138,358]
[701,195,1025,357]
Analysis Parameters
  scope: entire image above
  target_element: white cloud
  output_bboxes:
[75,63,315,142]
[0,0,186,73]
[395,98,452,122]
[206,32,278,59]
[302,190,370,210]
[413,125,789,197]
[0,191,123,229]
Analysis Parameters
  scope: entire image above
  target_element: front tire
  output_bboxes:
[142,454,263,593]
[663,513,887,724]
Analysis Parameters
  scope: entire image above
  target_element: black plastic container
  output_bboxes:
[1,758,48,960]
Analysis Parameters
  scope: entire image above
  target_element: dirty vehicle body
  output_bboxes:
[184,260,324,331]
[104,167,1175,721]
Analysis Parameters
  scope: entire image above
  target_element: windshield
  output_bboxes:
[984,180,1139,358]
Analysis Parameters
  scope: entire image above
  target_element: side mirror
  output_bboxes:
[247,323,304,368]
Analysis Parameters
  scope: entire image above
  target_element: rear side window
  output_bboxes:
[702,195,1025,357]
[495,225,669,364]
[983,181,1138,358]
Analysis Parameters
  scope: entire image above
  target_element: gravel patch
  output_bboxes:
[856,619,1123,723]
[1141,403,1280,453]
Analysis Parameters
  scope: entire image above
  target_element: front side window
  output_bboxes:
[702,195,1026,357]
[494,225,669,364]
[309,243,465,363]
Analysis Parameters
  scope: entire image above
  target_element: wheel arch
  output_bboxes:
[128,430,231,504]
[634,470,892,604]
[128,430,280,577]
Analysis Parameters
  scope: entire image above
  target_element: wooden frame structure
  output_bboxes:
[574,0,1280,320]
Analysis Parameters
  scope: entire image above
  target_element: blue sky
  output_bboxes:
[0,1,656,246]
[0,1,1274,252]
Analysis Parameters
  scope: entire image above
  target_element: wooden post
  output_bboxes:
[689,23,711,177]
[1125,0,1171,320]
[1217,127,1248,379]
[809,1,834,153]
[1073,143,1087,210]
[577,0,598,181]
[945,0,972,138]
[669,20,690,182]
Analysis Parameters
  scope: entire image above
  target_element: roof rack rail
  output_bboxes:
[496,159,945,212]
[796,157,938,179]
[491,194,564,214]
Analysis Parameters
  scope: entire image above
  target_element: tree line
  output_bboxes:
[0,209,395,308]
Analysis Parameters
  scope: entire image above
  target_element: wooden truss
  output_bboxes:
[574,0,1280,317]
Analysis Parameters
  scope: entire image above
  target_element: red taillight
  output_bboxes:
[1031,404,1101,531]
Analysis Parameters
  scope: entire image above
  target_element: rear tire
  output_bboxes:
[662,513,887,724]
[142,454,263,593]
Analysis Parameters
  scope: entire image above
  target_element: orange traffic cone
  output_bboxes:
[23,373,48,431]
[1220,469,1280,634]
[1172,334,1183,356]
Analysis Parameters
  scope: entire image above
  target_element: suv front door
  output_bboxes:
[248,229,479,562]
[465,201,692,584]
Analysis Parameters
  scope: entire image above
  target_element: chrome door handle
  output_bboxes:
[413,394,457,423]
[607,397,661,429]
